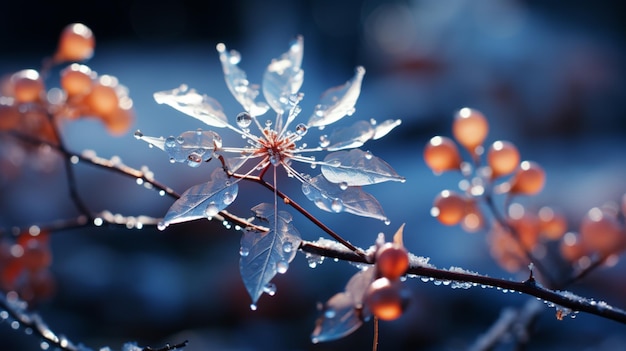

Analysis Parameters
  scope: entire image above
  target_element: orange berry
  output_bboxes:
[376,243,409,280]
[432,190,468,226]
[538,206,567,240]
[61,64,93,96]
[509,161,545,195]
[579,207,623,255]
[102,105,134,135]
[55,23,95,62]
[452,108,489,153]
[488,224,527,272]
[560,232,587,263]
[0,103,20,130]
[461,200,484,232]
[507,212,540,250]
[487,140,520,178]
[364,278,410,321]
[423,136,461,173]
[11,69,44,103]
[85,82,119,116]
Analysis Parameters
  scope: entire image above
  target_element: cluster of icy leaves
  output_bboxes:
[135,36,404,306]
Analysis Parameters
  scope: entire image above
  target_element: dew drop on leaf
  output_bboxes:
[282,241,293,253]
[277,260,289,274]
[319,135,330,147]
[205,203,219,218]
[364,150,373,159]
[263,283,277,296]
[240,246,250,257]
[165,137,176,147]
[331,199,343,213]
[339,182,348,190]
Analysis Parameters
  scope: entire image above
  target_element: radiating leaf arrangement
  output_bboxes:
[135,36,404,306]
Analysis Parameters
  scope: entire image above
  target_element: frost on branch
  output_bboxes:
[321,149,405,186]
[159,168,237,229]
[153,84,229,128]
[311,267,376,343]
[307,66,366,129]
[239,203,302,305]
[302,174,388,222]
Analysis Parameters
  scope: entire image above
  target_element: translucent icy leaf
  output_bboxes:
[137,129,222,167]
[153,85,229,128]
[160,168,238,228]
[262,36,304,114]
[321,149,405,186]
[308,66,366,128]
[372,119,402,140]
[345,266,376,306]
[216,43,270,117]
[240,203,302,304]
[302,174,387,221]
[326,120,374,151]
[311,292,363,343]
[311,267,375,343]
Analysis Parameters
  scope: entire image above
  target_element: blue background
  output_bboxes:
[1,0,626,350]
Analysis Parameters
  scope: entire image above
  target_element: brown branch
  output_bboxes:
[299,240,626,325]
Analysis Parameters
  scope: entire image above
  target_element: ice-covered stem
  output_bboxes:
[299,240,626,324]
[7,130,265,233]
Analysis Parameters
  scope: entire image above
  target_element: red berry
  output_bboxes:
[363,277,411,321]
[452,108,489,153]
[487,140,520,178]
[432,190,468,226]
[423,136,461,173]
[376,243,409,280]
[509,161,545,195]
[55,23,95,62]
[11,69,44,103]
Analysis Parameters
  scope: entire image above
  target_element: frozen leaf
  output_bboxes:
[262,36,304,114]
[321,149,405,186]
[311,292,363,344]
[302,174,388,221]
[137,129,222,167]
[240,203,302,304]
[372,119,402,140]
[326,120,375,151]
[159,168,238,229]
[216,43,270,117]
[153,85,229,128]
[308,66,365,128]
[311,267,375,343]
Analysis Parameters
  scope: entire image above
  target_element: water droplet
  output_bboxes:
[302,183,311,195]
[265,120,272,128]
[176,136,185,144]
[236,112,252,128]
[331,199,343,213]
[295,123,308,136]
[276,260,289,274]
[433,280,442,286]
[270,155,280,166]
[250,303,257,311]
[136,178,144,185]
[159,190,166,196]
[134,130,144,139]
[157,222,166,231]
[40,341,50,350]
[282,241,293,253]
[169,158,176,163]
[223,192,236,205]
[263,283,277,296]
[364,150,373,159]
[240,246,250,257]
[205,203,219,218]
[70,155,79,164]
[93,217,103,226]
[339,182,348,190]
[325,309,336,319]
[384,219,391,225]
[11,321,19,329]
[319,135,330,148]
[420,277,430,283]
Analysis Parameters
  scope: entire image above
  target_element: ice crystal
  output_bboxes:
[137,36,404,224]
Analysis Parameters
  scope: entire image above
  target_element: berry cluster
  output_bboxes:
[0,23,133,142]
[424,108,626,274]
[363,226,411,321]
[0,230,54,302]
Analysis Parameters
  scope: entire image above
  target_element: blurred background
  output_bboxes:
[1,0,626,350]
